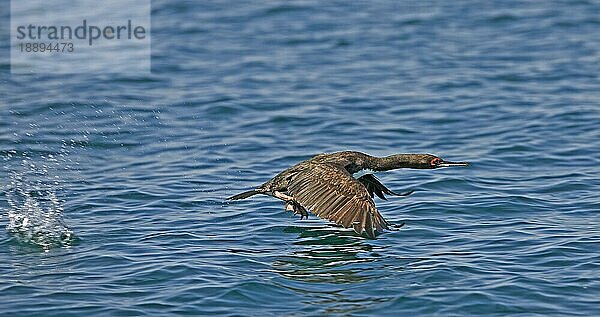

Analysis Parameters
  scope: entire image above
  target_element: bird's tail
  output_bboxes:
[226,189,260,200]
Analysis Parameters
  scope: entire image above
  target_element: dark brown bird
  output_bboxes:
[227,151,468,238]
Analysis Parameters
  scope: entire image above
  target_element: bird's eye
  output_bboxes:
[430,158,441,166]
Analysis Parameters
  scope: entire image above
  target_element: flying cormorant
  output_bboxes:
[228,151,468,238]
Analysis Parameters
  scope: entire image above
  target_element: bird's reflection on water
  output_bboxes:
[272,225,383,284]
[270,225,395,314]
[269,224,479,314]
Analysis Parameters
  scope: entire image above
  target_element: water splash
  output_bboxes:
[3,152,76,250]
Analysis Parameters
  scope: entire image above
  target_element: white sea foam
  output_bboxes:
[4,153,75,250]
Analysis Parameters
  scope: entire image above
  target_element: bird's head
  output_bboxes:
[414,154,469,169]
[368,153,470,171]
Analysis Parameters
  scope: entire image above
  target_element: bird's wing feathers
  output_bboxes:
[357,174,414,200]
[286,163,389,238]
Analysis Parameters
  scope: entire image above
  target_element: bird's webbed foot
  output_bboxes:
[285,200,309,220]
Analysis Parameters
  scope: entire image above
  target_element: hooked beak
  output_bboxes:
[439,160,469,168]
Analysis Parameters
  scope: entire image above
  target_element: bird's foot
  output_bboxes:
[285,200,308,220]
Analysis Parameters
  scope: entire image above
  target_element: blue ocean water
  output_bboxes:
[1,0,599,315]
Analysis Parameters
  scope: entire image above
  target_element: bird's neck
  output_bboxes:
[369,154,421,171]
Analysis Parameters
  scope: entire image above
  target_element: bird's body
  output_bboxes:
[228,151,468,238]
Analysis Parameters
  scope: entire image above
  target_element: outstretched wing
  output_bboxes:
[286,163,389,238]
[357,174,414,200]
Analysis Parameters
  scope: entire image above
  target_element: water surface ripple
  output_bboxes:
[1,1,599,316]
